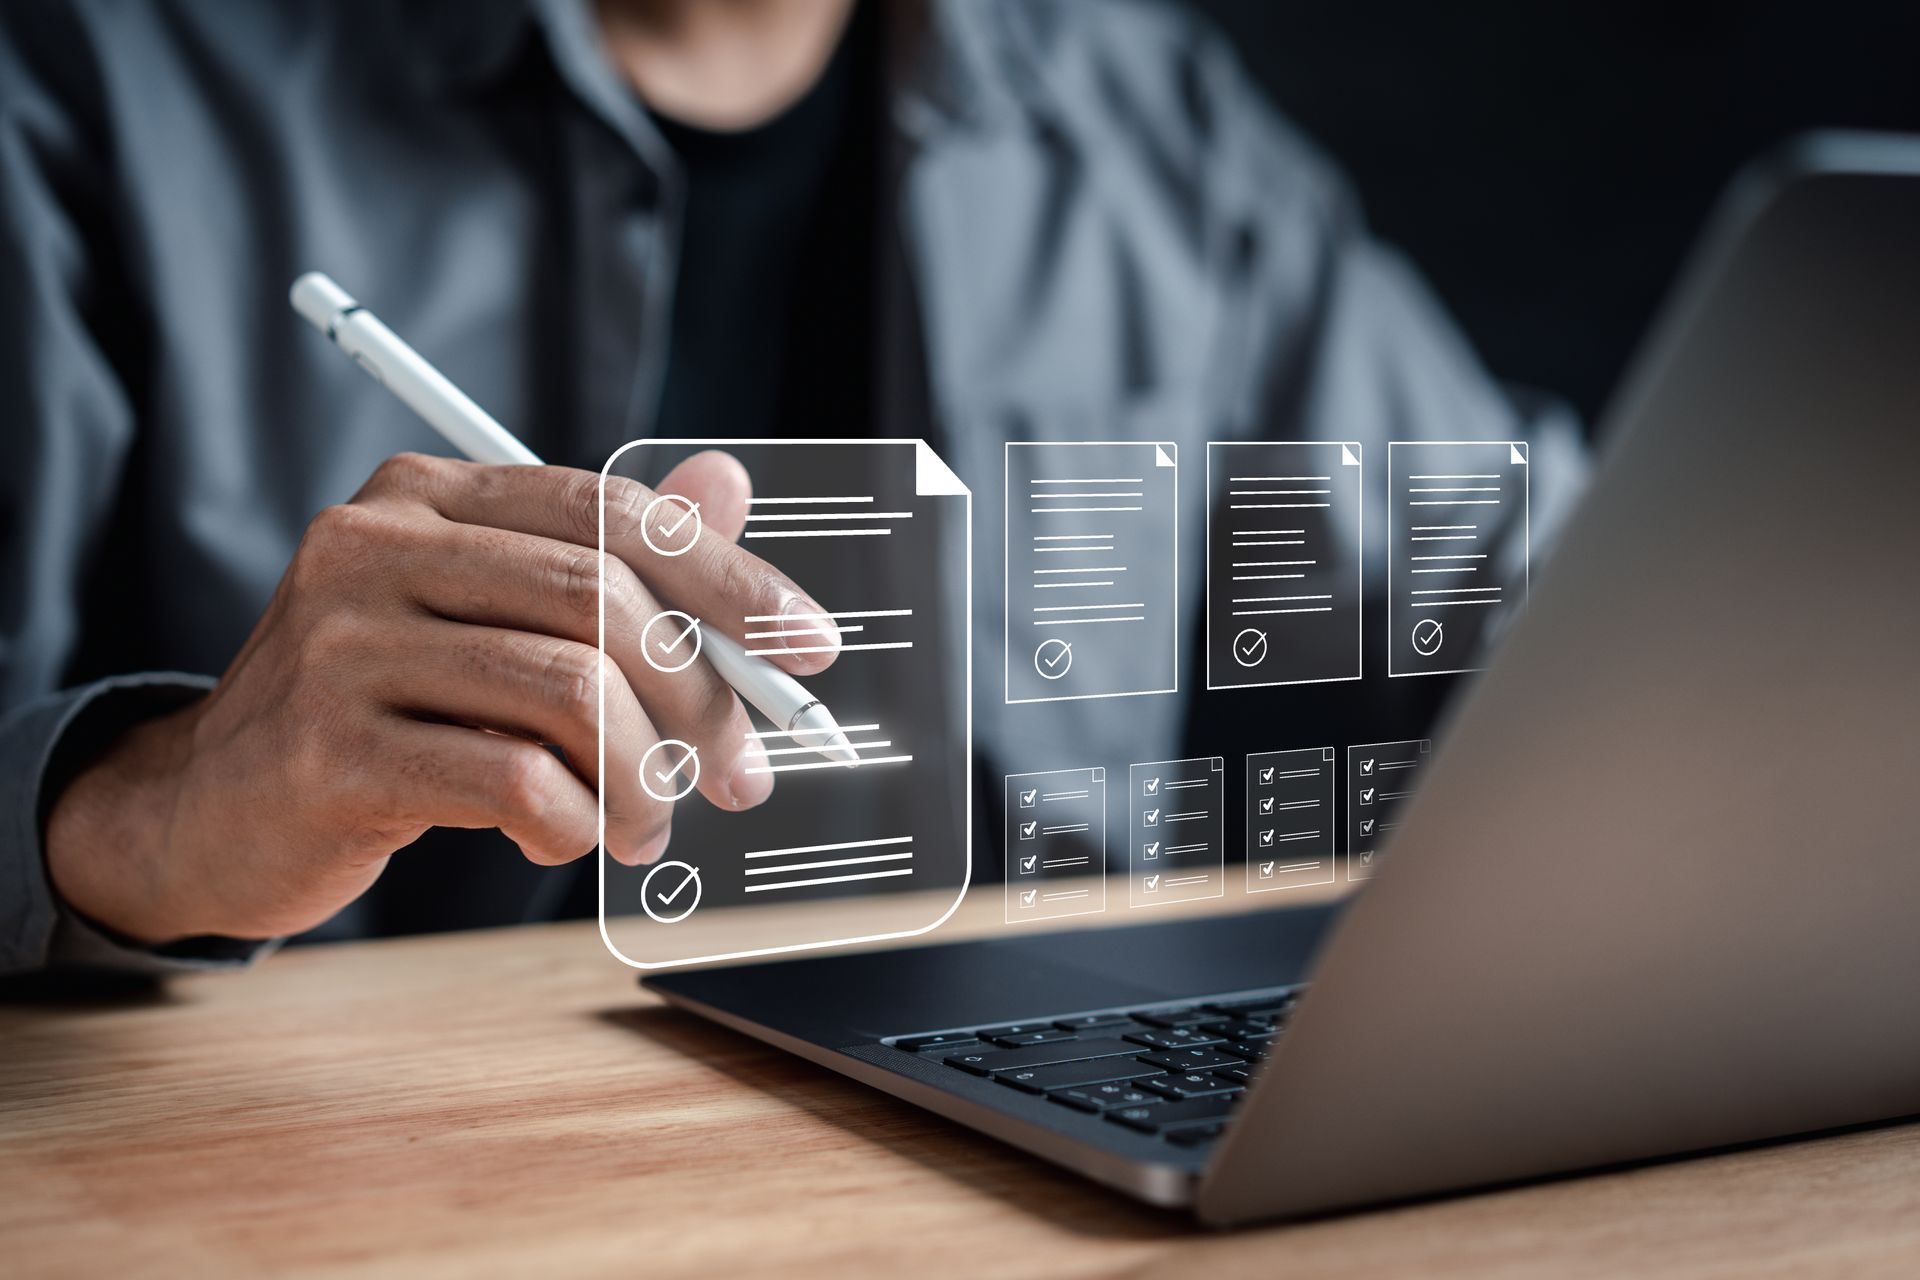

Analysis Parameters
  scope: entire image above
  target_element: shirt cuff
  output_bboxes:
[0,673,281,976]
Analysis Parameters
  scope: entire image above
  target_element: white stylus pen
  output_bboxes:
[290,271,858,765]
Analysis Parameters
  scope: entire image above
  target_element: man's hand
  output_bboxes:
[45,450,834,945]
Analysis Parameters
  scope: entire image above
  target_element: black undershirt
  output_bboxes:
[647,1,880,443]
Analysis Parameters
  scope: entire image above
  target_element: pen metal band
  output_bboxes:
[785,700,822,732]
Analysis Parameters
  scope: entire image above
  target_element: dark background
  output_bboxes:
[1190,0,1920,427]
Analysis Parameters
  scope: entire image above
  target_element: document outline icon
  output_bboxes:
[595,438,973,969]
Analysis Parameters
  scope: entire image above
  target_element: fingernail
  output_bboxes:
[634,828,672,865]
[779,594,840,669]
[728,753,775,810]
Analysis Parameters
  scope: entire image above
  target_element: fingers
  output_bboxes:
[657,449,752,543]
[388,522,774,815]
[372,719,599,866]
[366,616,670,864]
[359,452,840,674]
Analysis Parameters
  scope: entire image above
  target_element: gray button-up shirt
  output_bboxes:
[0,0,1586,975]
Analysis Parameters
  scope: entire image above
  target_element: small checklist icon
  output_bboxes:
[1142,809,1161,827]
[1144,875,1161,893]
[1259,767,1275,785]
[1143,777,1161,796]
[1019,855,1038,874]
[1258,860,1276,880]
[1020,888,1038,907]
[1360,758,1376,776]
[1019,821,1038,840]
[1360,817,1376,837]
[1258,796,1276,814]
[1142,841,1160,859]
[1359,787,1376,805]
[1017,788,1038,808]
[1258,829,1275,847]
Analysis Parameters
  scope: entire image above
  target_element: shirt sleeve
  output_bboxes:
[0,12,271,977]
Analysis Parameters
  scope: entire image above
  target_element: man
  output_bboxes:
[0,0,1584,975]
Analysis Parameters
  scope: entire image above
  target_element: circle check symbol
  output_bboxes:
[1034,638,1073,680]
[1231,627,1268,668]
[1411,618,1444,657]
[639,494,702,557]
[641,610,703,674]
[639,739,700,802]
[640,860,702,924]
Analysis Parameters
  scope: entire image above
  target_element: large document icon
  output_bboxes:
[1207,441,1364,688]
[1388,440,1530,676]
[599,439,972,968]
[1005,441,1179,704]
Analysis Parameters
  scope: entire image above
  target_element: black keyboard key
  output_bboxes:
[893,1032,983,1053]
[985,1028,1079,1048]
[996,1058,1154,1094]
[1123,1027,1225,1051]
[1198,1020,1275,1041]
[1138,1072,1242,1100]
[1202,994,1298,1019]
[1131,1007,1213,1029]
[1135,1046,1244,1072]
[943,1036,1140,1076]
[1165,1123,1228,1148]
[1050,1083,1164,1113]
[1222,1041,1269,1063]
[1107,1094,1240,1133]
[974,1023,1057,1040]
[1213,1065,1255,1085]
[1052,1012,1135,1032]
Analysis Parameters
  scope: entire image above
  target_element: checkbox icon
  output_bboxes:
[1020,889,1038,907]
[1259,861,1276,879]
[1259,767,1275,785]
[1142,809,1160,827]
[1019,821,1037,840]
[1019,855,1038,874]
[1142,841,1160,859]
[1017,788,1038,808]
[1144,875,1161,893]
[1258,830,1275,847]
[1359,787,1376,805]
[1259,796,1276,814]
[1143,778,1161,796]
[1360,759,1376,776]
[1360,818,1376,837]
[1360,850,1376,866]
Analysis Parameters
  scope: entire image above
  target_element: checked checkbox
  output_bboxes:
[1259,767,1276,785]
[1259,861,1276,879]
[1360,758,1376,776]
[1142,841,1161,859]
[1019,855,1038,874]
[1020,889,1038,907]
[1143,777,1161,796]
[1144,875,1161,893]
[1017,788,1038,808]
[1359,787,1376,805]
[1018,821,1037,840]
[1142,809,1161,827]
[1360,818,1376,837]
[1259,796,1276,814]
[1258,830,1275,847]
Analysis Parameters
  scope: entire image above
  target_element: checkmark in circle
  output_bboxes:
[640,860,702,924]
[1034,638,1073,680]
[639,739,701,802]
[641,611,703,673]
[1231,627,1268,668]
[639,494,702,557]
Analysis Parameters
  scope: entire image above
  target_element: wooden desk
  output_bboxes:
[6,884,1920,1278]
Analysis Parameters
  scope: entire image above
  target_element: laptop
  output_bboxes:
[643,133,1920,1225]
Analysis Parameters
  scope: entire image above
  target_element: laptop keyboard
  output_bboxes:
[885,988,1300,1151]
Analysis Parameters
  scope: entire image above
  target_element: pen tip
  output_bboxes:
[823,731,860,766]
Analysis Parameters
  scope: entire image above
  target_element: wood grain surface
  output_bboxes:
[5,880,1920,1279]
